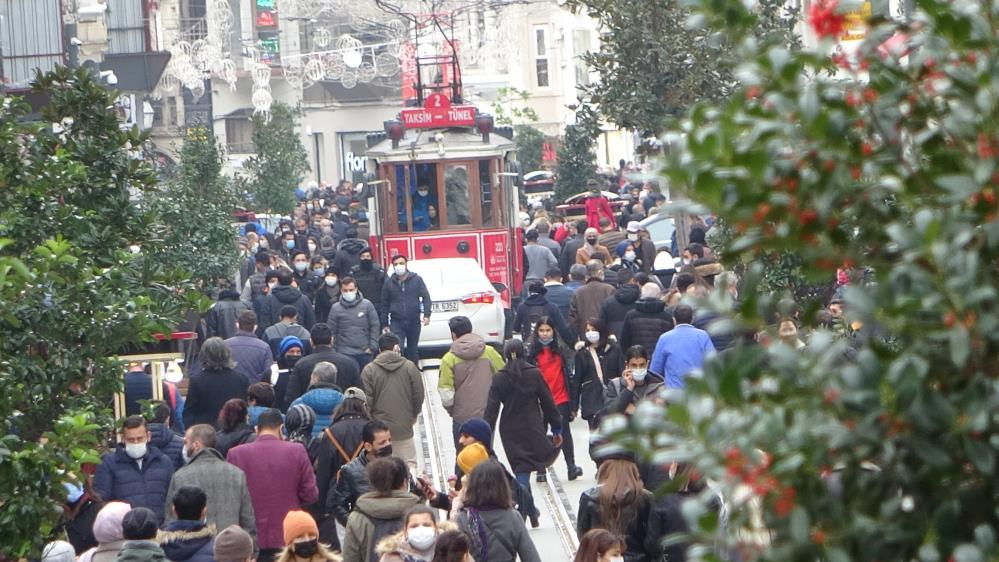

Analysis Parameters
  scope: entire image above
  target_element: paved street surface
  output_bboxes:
[416,359,596,562]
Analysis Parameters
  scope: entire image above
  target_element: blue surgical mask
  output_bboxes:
[538,336,554,346]
[285,239,295,249]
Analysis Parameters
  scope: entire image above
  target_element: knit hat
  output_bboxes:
[343,386,367,404]
[284,510,319,545]
[41,541,75,562]
[278,335,304,356]
[121,507,159,540]
[214,525,254,561]
[285,403,316,443]
[93,501,132,543]
[457,418,492,449]
[457,442,490,474]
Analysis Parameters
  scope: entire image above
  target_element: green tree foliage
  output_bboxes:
[563,0,797,149]
[243,102,310,214]
[491,86,540,125]
[514,125,546,174]
[0,67,199,556]
[554,109,602,203]
[601,0,999,559]
[146,126,240,286]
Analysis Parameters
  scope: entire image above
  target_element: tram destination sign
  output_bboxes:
[400,93,477,129]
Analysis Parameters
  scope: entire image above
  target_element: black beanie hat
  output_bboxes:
[122,507,159,540]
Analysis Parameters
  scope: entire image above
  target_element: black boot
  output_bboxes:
[568,465,583,480]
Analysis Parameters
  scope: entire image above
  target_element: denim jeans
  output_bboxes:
[350,352,372,372]
[390,318,422,362]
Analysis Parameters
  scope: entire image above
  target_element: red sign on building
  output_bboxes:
[400,93,478,129]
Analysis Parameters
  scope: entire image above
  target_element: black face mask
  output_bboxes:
[293,539,319,558]
[374,444,392,457]
[359,259,373,271]
[586,238,598,245]
[284,356,300,368]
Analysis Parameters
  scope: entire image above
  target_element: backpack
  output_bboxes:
[519,303,549,336]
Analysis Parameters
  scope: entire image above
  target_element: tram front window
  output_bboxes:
[444,164,471,227]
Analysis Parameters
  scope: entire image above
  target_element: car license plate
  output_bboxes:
[431,300,459,313]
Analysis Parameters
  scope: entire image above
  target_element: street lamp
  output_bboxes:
[475,112,494,143]
[384,119,405,149]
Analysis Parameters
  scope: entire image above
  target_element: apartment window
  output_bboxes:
[0,0,63,90]
[572,29,592,95]
[534,26,549,88]
[166,97,179,127]
[226,118,256,154]
[107,0,148,54]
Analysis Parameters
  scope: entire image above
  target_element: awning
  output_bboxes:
[100,51,172,92]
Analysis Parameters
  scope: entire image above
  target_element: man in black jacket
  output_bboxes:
[559,219,588,278]
[351,249,387,324]
[327,420,393,525]
[283,322,361,409]
[620,283,674,352]
[380,255,432,362]
[260,268,316,332]
[598,269,641,339]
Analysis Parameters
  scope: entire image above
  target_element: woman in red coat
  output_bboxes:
[584,188,615,231]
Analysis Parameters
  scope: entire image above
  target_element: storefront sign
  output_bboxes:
[400,93,477,129]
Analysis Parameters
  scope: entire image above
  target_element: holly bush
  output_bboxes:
[604,0,999,559]
[0,67,199,556]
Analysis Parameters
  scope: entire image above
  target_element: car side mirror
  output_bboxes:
[491,282,507,294]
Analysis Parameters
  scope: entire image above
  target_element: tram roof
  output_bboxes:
[367,128,515,163]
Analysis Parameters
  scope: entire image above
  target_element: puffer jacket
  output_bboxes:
[93,445,174,522]
[577,487,657,562]
[620,298,674,353]
[344,491,424,562]
[599,283,641,339]
[205,291,249,340]
[328,292,380,356]
[291,385,345,439]
[158,520,215,562]
[376,520,459,562]
[361,350,424,440]
[380,272,432,325]
[438,334,505,424]
[148,422,185,470]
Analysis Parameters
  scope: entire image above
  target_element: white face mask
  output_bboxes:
[325,276,338,287]
[609,556,624,562]
[341,290,357,302]
[585,331,600,344]
[631,368,648,382]
[394,264,407,276]
[294,261,308,272]
[125,442,147,460]
[407,526,437,551]
[259,239,269,249]
[627,233,639,241]
[182,446,195,464]
[417,189,429,197]
[624,251,636,262]
[313,266,326,275]
[268,281,278,290]
[308,243,317,253]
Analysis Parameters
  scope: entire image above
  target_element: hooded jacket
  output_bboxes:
[438,334,505,424]
[620,298,674,353]
[162,448,256,541]
[291,385,345,439]
[328,292,380,356]
[375,520,459,562]
[361,350,425,440]
[599,283,641,340]
[205,290,250,340]
[158,521,215,562]
[512,293,575,343]
[344,491,424,562]
[350,262,388,320]
[114,541,167,562]
[380,272,433,325]
[260,284,316,331]
[148,422,185,470]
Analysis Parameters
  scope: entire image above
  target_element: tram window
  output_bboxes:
[395,165,412,233]
[444,164,471,227]
[479,160,494,227]
[412,163,439,232]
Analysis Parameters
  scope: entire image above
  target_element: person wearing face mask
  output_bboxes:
[313,268,341,323]
[527,318,583,481]
[344,457,424,562]
[380,255,433,362]
[350,249,388,324]
[603,345,664,416]
[326,277,380,370]
[610,241,642,277]
[584,185,615,234]
[290,251,321,301]
[571,319,624,429]
[93,416,175,523]
[575,227,612,265]
[410,184,435,232]
[163,423,256,540]
[568,260,616,338]
[227,410,319,562]
[625,222,656,274]
[376,505,454,562]
[277,230,299,264]
[328,420,395,527]
[260,269,317,333]
[275,510,337,562]
[574,529,627,562]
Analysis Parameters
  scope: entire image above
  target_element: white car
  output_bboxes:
[406,258,506,350]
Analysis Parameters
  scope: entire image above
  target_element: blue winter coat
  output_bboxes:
[148,423,185,470]
[93,444,174,521]
[291,386,345,439]
[379,273,432,325]
[158,520,215,562]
